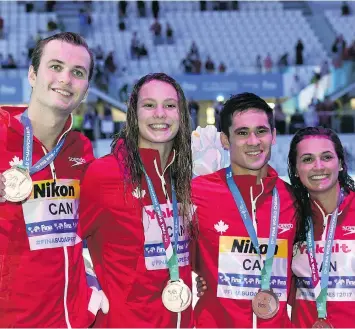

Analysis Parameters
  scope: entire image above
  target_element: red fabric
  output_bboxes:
[291,190,355,328]
[192,167,296,328]
[79,140,194,328]
[0,106,96,327]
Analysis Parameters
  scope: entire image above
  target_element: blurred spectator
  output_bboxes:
[232,1,239,10]
[289,109,305,134]
[0,16,4,39]
[274,99,286,134]
[26,34,36,59]
[205,56,215,73]
[290,74,304,96]
[181,56,193,73]
[166,23,174,44]
[189,98,200,130]
[304,98,319,127]
[193,57,202,74]
[95,45,105,61]
[200,1,206,11]
[218,62,226,73]
[118,18,126,31]
[94,66,109,92]
[137,1,146,17]
[310,69,321,85]
[214,100,224,131]
[189,41,199,58]
[264,53,273,72]
[150,19,163,45]
[332,35,346,68]
[138,43,148,58]
[318,96,335,128]
[256,55,262,73]
[341,1,350,15]
[86,10,93,35]
[45,1,56,12]
[119,83,129,102]
[152,1,160,19]
[295,39,304,65]
[25,1,34,13]
[277,53,289,72]
[0,53,4,69]
[320,60,330,77]
[83,107,98,143]
[119,1,128,17]
[348,41,355,60]
[215,1,228,10]
[47,19,58,32]
[130,32,140,59]
[101,103,114,139]
[104,51,117,75]
[3,54,17,69]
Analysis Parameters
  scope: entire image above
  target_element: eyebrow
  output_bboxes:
[139,97,178,103]
[300,151,334,157]
[48,59,88,74]
[234,125,269,132]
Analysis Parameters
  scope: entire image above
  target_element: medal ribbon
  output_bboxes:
[20,111,66,175]
[143,168,180,282]
[226,166,280,290]
[306,191,343,319]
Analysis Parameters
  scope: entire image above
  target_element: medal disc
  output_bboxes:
[162,279,192,313]
[252,289,280,319]
[312,319,334,328]
[3,167,33,202]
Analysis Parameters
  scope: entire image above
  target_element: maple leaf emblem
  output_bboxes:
[132,187,146,199]
[9,156,23,167]
[214,220,229,235]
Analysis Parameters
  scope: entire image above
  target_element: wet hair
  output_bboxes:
[31,32,95,81]
[288,126,355,243]
[111,73,194,235]
[220,92,274,137]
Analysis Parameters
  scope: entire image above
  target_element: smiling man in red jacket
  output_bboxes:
[192,93,296,328]
[0,32,107,327]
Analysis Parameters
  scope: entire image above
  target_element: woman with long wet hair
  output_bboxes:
[79,73,195,328]
[288,127,355,328]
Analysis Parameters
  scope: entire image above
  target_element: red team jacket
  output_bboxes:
[79,141,194,328]
[0,106,101,327]
[192,166,296,328]
[291,190,355,328]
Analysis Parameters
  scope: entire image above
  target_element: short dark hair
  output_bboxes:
[220,92,275,137]
[31,32,95,81]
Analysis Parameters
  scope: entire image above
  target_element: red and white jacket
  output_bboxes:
[291,190,355,328]
[191,167,296,328]
[0,106,102,328]
[79,140,194,328]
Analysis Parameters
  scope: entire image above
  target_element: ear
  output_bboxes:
[28,65,36,88]
[220,132,230,150]
[271,127,276,145]
[339,161,343,171]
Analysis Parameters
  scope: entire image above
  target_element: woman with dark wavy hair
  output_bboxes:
[288,126,355,328]
[79,73,195,328]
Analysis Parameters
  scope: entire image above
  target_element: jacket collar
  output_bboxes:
[1,106,73,147]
